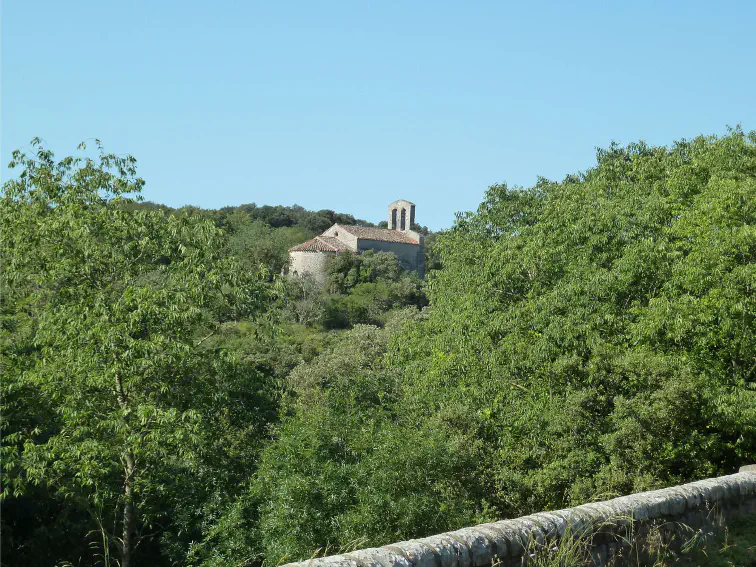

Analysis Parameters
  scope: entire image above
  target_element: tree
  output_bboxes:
[1,140,272,566]
[213,130,756,564]
[320,251,427,329]
[205,313,486,565]
[227,219,312,275]
[392,130,756,513]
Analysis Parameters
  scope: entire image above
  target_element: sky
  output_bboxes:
[2,1,755,230]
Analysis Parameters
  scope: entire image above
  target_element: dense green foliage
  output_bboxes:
[0,141,276,567]
[2,130,755,567]
[404,130,756,510]
[0,140,428,567]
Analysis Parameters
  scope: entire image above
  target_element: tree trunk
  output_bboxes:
[122,452,135,567]
[115,371,135,567]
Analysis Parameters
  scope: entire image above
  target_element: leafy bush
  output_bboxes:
[391,129,756,514]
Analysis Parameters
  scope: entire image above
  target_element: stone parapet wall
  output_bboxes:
[282,469,756,567]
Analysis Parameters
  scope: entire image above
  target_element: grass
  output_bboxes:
[674,516,756,567]
[507,514,756,567]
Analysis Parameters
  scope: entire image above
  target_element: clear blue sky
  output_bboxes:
[2,1,755,230]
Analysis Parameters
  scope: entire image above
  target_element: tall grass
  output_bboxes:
[515,512,722,567]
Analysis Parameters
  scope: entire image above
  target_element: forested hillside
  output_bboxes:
[2,130,755,567]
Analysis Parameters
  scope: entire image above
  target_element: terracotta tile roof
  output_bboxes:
[316,236,346,249]
[337,225,420,244]
[289,236,346,252]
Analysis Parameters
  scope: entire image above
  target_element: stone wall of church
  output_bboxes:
[321,226,359,250]
[356,239,424,278]
[289,251,336,283]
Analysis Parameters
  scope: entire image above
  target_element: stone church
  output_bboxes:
[288,199,424,282]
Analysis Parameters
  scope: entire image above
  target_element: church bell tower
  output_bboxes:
[388,200,416,232]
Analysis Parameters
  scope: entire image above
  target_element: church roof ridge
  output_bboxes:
[289,235,345,252]
[333,225,420,244]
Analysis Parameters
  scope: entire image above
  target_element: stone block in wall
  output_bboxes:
[345,547,412,567]
[473,524,511,559]
[488,521,527,557]
[382,541,438,567]
[300,556,362,567]
[449,528,499,567]
[419,533,473,567]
